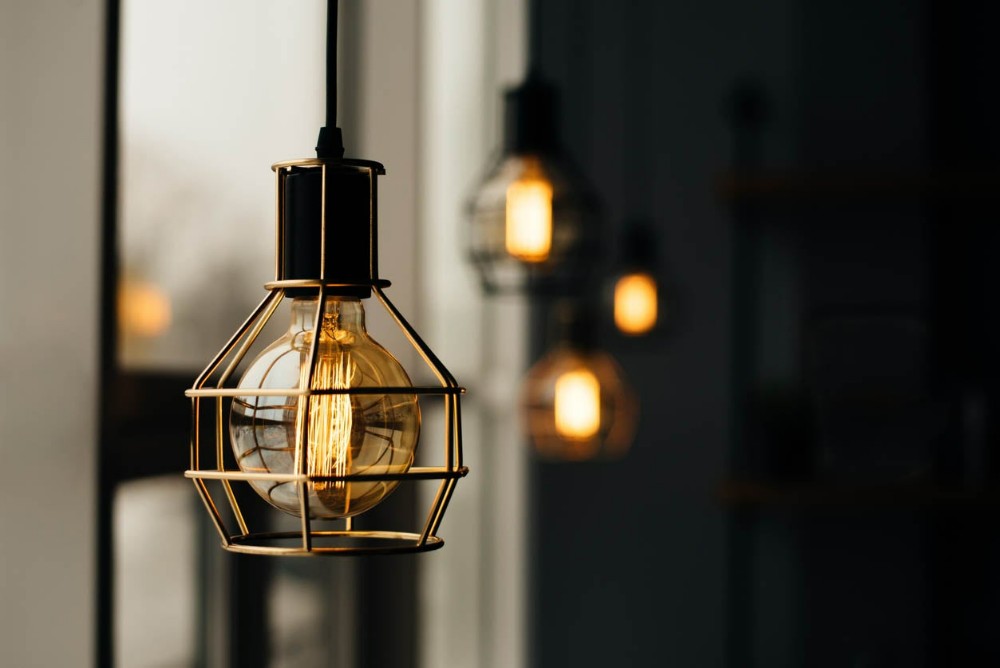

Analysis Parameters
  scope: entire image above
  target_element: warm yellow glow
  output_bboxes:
[505,165,553,262]
[306,353,355,503]
[118,278,172,337]
[554,369,601,440]
[614,272,658,335]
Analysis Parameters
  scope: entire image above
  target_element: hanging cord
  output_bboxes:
[326,0,337,128]
[624,1,652,221]
[316,0,345,158]
[527,0,542,77]
[621,4,658,270]
[570,1,591,159]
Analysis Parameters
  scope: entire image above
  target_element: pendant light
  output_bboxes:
[185,1,467,556]
[608,1,663,338]
[522,303,637,461]
[466,0,600,295]
[610,221,660,336]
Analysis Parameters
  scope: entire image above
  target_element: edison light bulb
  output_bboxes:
[467,152,598,293]
[554,369,601,439]
[230,297,420,519]
[523,343,637,461]
[505,157,553,262]
[613,272,658,335]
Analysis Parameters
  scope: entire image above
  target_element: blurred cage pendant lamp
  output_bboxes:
[523,304,637,461]
[184,0,467,556]
[466,1,599,295]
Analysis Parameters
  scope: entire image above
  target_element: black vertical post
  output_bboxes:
[97,0,122,665]
[723,81,767,668]
[925,0,1000,664]
[227,499,271,668]
[355,500,418,668]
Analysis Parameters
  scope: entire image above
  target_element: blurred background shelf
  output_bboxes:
[718,171,1000,202]
[717,479,1000,509]
[721,2,1000,661]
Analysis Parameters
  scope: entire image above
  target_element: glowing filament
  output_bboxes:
[307,353,355,496]
[505,172,553,262]
[614,272,658,335]
[554,369,601,440]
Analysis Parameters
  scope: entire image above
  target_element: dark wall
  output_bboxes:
[531,0,798,665]
[530,0,1000,666]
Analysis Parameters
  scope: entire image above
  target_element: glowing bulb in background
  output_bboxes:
[505,158,553,262]
[554,369,601,439]
[118,278,172,338]
[614,272,658,335]
[230,297,420,519]
[523,343,637,461]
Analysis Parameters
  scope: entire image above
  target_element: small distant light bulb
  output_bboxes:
[614,272,658,335]
[523,339,636,461]
[119,278,172,337]
[505,160,553,263]
[554,369,601,439]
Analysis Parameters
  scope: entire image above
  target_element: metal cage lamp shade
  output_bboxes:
[467,77,601,295]
[185,158,468,556]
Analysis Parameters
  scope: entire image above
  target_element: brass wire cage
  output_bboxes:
[185,159,468,556]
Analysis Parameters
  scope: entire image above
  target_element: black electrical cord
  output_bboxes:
[326,0,337,128]
[624,1,653,220]
[527,0,542,77]
[316,0,345,158]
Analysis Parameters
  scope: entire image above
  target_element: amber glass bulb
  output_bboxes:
[522,344,637,461]
[505,157,553,262]
[467,152,598,293]
[229,297,420,519]
[613,271,658,335]
[553,369,601,439]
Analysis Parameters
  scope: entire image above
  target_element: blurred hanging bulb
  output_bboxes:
[505,157,553,263]
[230,297,420,519]
[614,272,658,335]
[608,222,662,337]
[118,277,172,338]
[523,342,637,461]
[554,369,601,439]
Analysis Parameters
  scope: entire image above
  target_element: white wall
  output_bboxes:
[119,0,324,370]
[417,1,531,667]
[348,1,532,666]
[0,1,104,664]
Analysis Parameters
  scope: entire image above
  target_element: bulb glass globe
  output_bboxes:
[614,271,658,335]
[553,369,601,439]
[230,296,420,519]
[468,153,598,292]
[505,157,553,262]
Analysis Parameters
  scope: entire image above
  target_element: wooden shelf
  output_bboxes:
[717,170,1000,202]
[717,479,1000,509]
